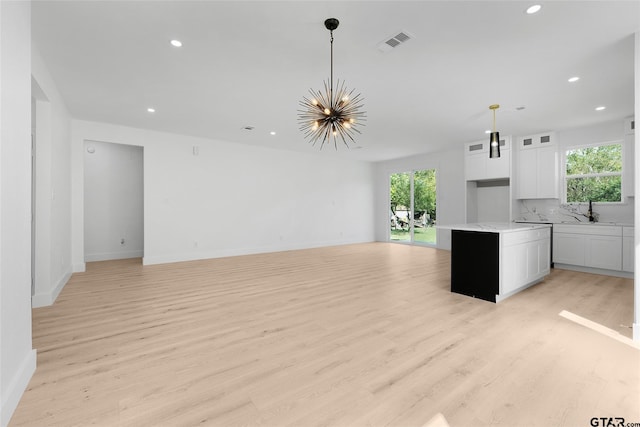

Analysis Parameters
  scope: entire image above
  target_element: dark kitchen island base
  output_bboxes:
[451,230,499,302]
[443,222,551,303]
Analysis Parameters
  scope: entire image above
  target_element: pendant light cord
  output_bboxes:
[329,29,334,105]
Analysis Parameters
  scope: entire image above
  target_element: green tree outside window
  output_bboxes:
[565,144,622,203]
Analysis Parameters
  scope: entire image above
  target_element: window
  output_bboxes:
[389,169,437,245]
[564,142,622,203]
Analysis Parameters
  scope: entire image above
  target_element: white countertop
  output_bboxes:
[437,222,552,233]
[516,220,633,227]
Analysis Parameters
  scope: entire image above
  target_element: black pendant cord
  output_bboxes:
[329,29,334,107]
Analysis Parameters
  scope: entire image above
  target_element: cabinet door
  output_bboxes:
[623,236,634,272]
[537,239,551,276]
[502,243,528,295]
[486,150,510,179]
[536,146,559,199]
[517,148,537,199]
[553,233,586,265]
[586,236,622,270]
[465,153,486,181]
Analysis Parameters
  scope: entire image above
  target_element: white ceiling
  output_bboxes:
[31,1,639,162]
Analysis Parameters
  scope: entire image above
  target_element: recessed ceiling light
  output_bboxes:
[147,107,156,113]
[595,106,606,111]
[526,4,542,14]
[568,76,580,83]
[270,131,276,136]
[170,40,182,47]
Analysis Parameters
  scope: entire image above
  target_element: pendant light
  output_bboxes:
[489,104,500,158]
[298,18,366,150]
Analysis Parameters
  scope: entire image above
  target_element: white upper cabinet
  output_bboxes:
[516,132,559,199]
[464,136,511,181]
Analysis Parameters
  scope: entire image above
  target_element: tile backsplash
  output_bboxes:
[516,199,634,224]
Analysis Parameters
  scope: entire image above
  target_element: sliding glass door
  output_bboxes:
[389,169,436,245]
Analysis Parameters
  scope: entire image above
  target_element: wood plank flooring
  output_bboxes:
[10,243,639,426]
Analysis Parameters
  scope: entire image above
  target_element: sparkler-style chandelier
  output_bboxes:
[298,18,366,150]
[488,104,501,158]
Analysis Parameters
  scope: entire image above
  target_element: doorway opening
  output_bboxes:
[389,169,437,245]
[83,140,144,262]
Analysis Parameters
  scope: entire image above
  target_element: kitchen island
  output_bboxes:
[442,222,551,302]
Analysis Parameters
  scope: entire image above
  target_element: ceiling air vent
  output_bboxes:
[377,31,413,52]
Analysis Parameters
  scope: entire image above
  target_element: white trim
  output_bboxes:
[84,250,143,263]
[553,263,633,279]
[1,349,36,427]
[142,239,372,266]
[31,270,71,308]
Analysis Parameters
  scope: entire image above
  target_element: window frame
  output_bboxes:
[562,139,625,205]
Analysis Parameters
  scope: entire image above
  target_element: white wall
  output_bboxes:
[373,148,466,248]
[84,141,143,261]
[476,184,510,223]
[30,46,73,307]
[0,2,37,426]
[71,120,375,267]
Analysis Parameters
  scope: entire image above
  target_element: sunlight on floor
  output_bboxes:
[422,413,450,427]
[559,310,639,350]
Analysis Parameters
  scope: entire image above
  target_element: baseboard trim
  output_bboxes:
[85,250,144,262]
[553,263,633,279]
[32,270,72,308]
[1,349,36,427]
[142,240,374,266]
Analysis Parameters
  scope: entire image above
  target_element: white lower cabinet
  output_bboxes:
[501,227,550,297]
[553,224,623,271]
[586,235,622,270]
[553,233,586,265]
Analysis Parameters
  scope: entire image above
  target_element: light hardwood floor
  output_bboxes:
[10,243,640,426]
